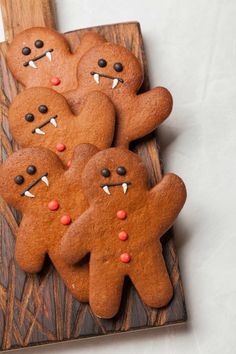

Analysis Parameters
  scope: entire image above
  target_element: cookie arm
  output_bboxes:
[60,209,93,265]
[115,87,173,147]
[150,173,187,237]
[16,218,46,273]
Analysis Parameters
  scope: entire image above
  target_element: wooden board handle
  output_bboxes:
[0,0,56,43]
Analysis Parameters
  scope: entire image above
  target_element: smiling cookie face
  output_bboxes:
[9,87,71,146]
[7,27,71,87]
[82,148,148,204]
[77,43,144,94]
[0,147,63,210]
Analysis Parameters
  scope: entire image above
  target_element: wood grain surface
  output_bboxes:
[0,0,186,351]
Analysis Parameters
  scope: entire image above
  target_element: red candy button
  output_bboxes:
[51,77,61,86]
[60,215,71,225]
[118,231,128,241]
[117,210,127,220]
[56,143,66,152]
[48,200,59,211]
[120,253,131,263]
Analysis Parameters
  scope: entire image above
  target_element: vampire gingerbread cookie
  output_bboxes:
[0,144,99,302]
[7,27,106,92]
[60,148,187,318]
[9,87,115,167]
[65,42,173,147]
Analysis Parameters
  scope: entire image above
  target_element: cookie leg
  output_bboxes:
[50,253,89,303]
[89,263,124,319]
[130,255,173,308]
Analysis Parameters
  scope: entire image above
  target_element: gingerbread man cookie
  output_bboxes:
[65,41,173,147]
[7,27,106,92]
[60,148,187,318]
[9,87,115,167]
[0,144,99,302]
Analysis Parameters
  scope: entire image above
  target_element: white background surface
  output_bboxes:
[1,0,236,353]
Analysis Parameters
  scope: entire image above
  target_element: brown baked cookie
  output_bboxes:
[65,42,173,147]
[60,148,187,318]
[7,27,106,93]
[9,87,115,167]
[0,144,99,302]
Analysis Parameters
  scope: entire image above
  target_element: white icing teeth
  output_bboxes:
[103,185,110,195]
[29,60,37,69]
[24,191,35,198]
[46,51,52,61]
[35,128,45,135]
[50,118,57,127]
[93,73,100,84]
[112,78,119,89]
[122,183,128,194]
[41,176,49,187]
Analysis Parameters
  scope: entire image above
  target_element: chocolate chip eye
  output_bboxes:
[38,105,48,114]
[113,62,123,72]
[116,166,126,176]
[14,175,24,185]
[22,47,31,56]
[98,58,107,68]
[34,40,44,48]
[25,113,35,122]
[26,165,37,175]
[101,168,110,178]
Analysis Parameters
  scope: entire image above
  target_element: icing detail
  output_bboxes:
[51,77,61,86]
[118,231,128,241]
[120,253,131,263]
[20,172,49,197]
[48,200,59,211]
[46,51,52,61]
[38,105,48,114]
[22,47,31,56]
[56,144,66,152]
[60,215,71,225]
[90,71,124,89]
[23,48,54,67]
[101,168,110,177]
[102,185,110,195]
[32,114,58,134]
[100,182,131,195]
[116,210,127,220]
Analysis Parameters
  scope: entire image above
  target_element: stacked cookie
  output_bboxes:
[0,27,186,318]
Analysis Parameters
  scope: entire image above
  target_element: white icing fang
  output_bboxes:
[103,185,111,195]
[122,182,128,194]
[41,176,49,187]
[35,128,45,135]
[112,78,119,89]
[29,60,37,69]
[24,190,35,198]
[93,73,100,84]
[46,51,52,61]
[50,118,57,127]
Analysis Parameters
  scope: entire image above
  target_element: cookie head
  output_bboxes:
[0,148,63,210]
[9,87,71,146]
[82,148,148,203]
[78,43,143,93]
[7,27,70,84]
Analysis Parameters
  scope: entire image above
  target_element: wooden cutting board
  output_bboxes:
[0,0,187,351]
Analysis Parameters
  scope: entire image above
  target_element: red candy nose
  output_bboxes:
[51,77,61,86]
